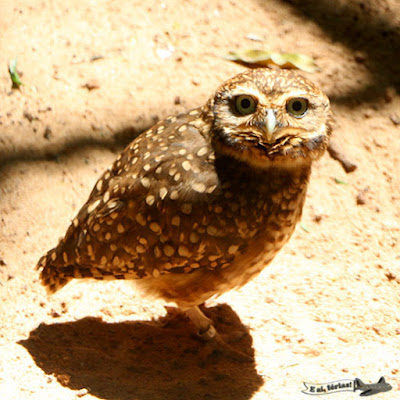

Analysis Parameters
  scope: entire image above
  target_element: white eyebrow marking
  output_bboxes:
[283,90,310,98]
[230,85,262,99]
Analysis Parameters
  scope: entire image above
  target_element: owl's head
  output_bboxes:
[203,68,332,169]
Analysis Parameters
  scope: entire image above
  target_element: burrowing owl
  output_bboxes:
[37,68,332,342]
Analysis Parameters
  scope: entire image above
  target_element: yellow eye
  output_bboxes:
[286,98,308,117]
[235,95,257,115]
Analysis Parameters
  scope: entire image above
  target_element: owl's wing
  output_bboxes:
[39,111,242,281]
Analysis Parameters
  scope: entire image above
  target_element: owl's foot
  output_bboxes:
[184,305,252,363]
[184,305,214,334]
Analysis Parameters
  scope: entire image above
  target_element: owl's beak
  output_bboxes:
[264,109,277,142]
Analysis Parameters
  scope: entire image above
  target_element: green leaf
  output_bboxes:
[334,177,348,185]
[8,58,23,89]
[224,49,320,73]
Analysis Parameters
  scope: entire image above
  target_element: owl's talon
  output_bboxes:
[197,324,216,340]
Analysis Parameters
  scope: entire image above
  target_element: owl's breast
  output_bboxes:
[136,158,311,306]
[213,164,310,291]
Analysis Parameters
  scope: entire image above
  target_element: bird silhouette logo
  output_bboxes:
[354,377,392,397]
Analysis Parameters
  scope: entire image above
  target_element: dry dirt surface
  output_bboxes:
[1,1,400,399]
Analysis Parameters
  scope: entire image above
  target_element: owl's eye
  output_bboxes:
[235,95,257,115]
[286,98,308,117]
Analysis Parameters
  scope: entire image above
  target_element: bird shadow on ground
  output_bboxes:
[20,304,263,400]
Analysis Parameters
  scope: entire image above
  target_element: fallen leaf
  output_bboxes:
[224,49,320,73]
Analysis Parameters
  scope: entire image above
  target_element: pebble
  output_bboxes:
[390,114,400,126]
[356,191,366,205]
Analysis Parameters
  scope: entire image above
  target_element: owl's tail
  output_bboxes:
[36,251,74,294]
[36,249,120,294]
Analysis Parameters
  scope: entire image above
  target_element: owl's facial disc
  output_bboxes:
[204,68,332,169]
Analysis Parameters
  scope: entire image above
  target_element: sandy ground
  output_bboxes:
[0,1,399,399]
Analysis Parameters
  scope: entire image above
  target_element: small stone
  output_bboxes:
[356,191,366,205]
[75,388,89,397]
[390,114,400,126]
[43,126,52,140]
[191,78,200,86]
[50,309,61,318]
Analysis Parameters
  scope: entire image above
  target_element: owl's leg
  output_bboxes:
[183,305,252,362]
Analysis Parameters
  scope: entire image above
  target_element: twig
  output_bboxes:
[327,141,357,173]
